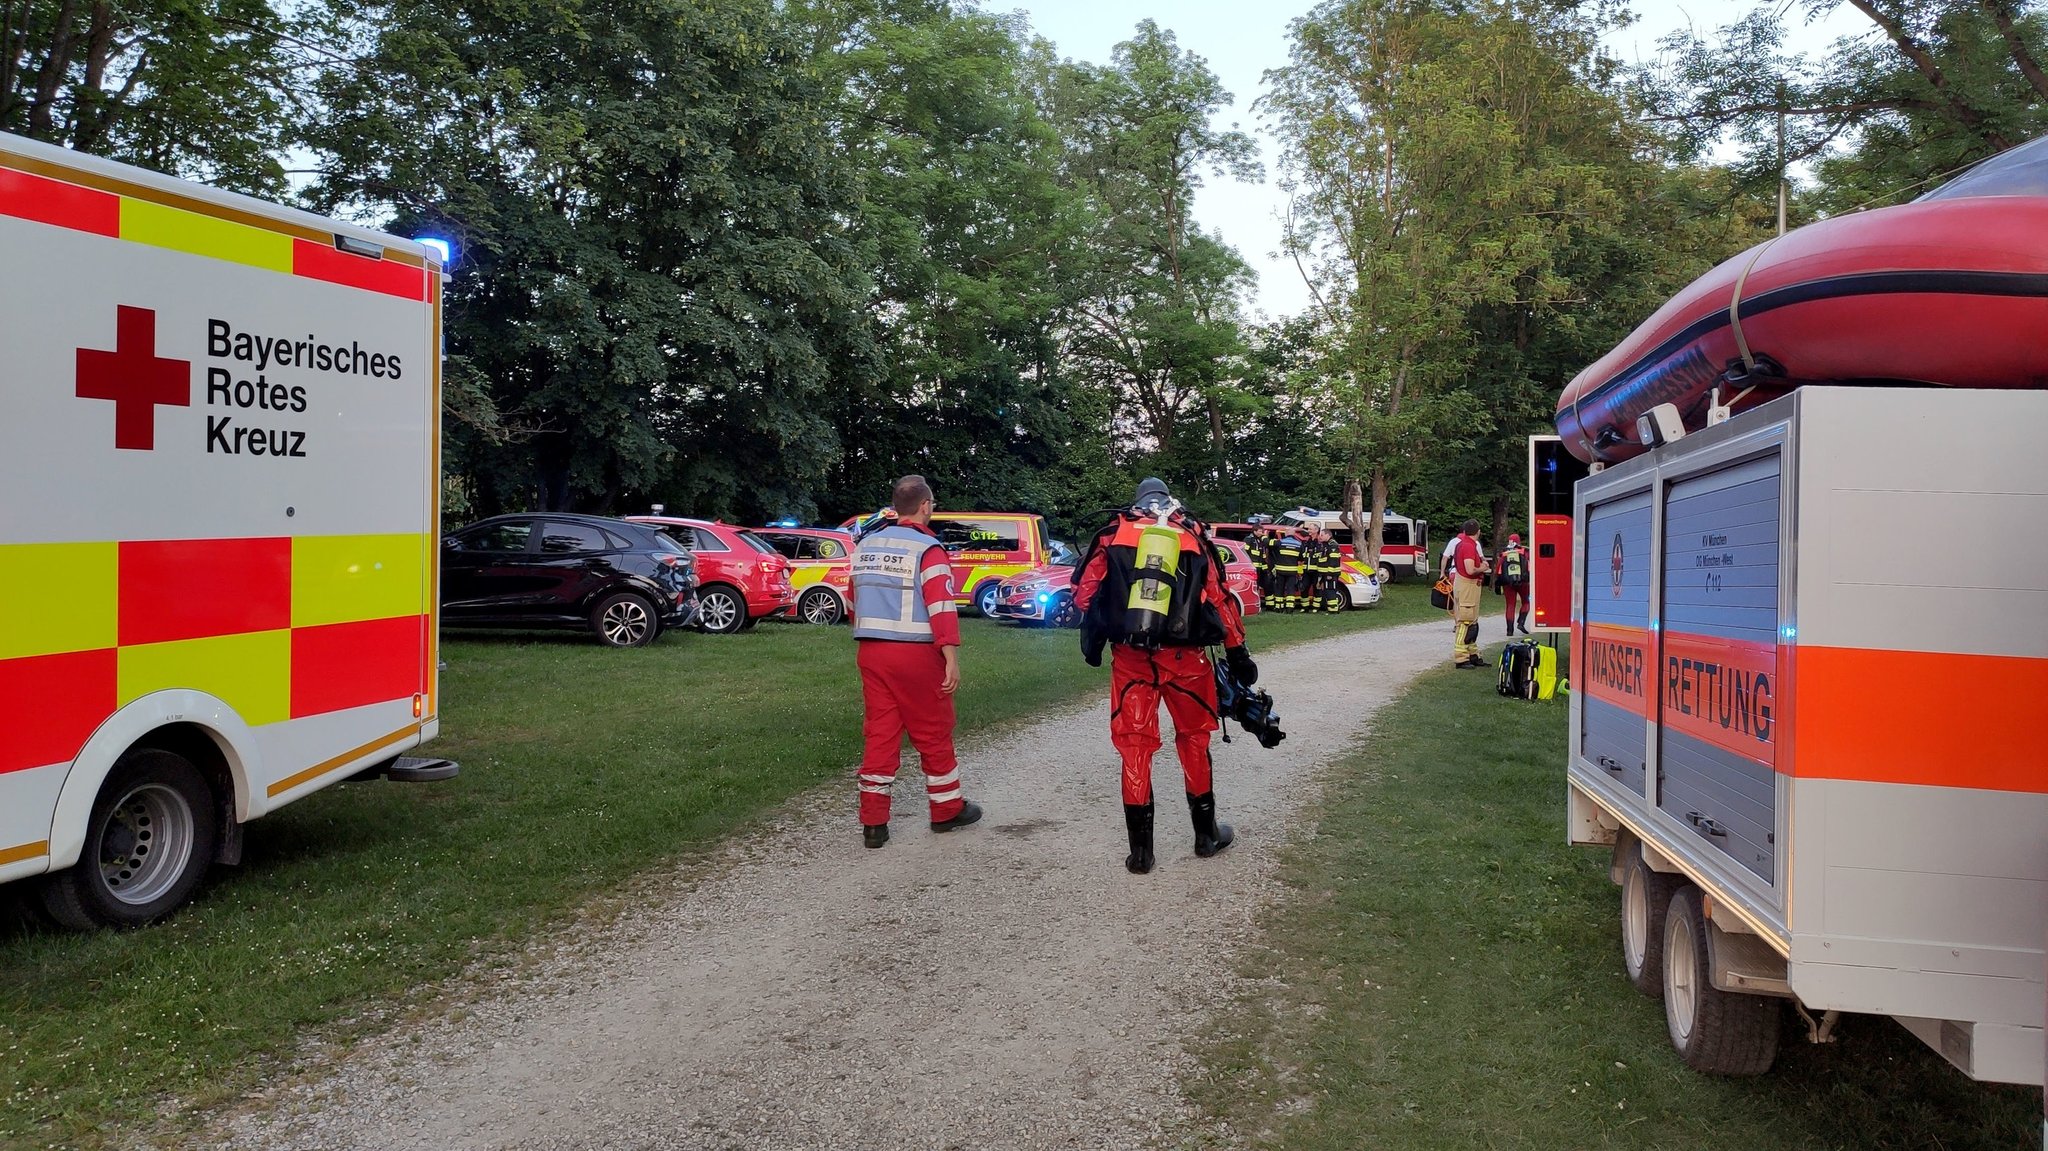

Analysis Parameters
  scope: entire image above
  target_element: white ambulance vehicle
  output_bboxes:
[1569,386,2045,1085]
[0,132,455,928]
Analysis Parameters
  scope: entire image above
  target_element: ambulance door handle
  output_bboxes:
[1596,755,1623,774]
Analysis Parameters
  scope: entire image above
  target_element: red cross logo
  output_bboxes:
[76,306,190,451]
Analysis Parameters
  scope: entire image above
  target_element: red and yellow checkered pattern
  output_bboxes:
[0,534,429,776]
[0,158,429,299]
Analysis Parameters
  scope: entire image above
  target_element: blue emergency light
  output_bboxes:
[414,235,457,270]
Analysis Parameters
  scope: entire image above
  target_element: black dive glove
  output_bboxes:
[1224,645,1258,685]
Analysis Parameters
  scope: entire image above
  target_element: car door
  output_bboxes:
[441,519,540,618]
[530,520,618,618]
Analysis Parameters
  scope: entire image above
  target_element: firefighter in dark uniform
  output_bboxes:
[1248,523,1275,604]
[1273,528,1305,612]
[1313,528,1344,613]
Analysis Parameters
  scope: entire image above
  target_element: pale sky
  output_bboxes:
[998,0,1873,320]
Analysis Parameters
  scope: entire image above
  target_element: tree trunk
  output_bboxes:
[1845,0,2012,148]
[1490,490,1511,556]
[1341,473,1369,564]
[1984,0,2048,103]
[1367,466,1388,570]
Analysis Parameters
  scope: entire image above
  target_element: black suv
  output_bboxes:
[441,514,697,647]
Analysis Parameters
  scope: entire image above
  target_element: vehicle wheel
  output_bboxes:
[1376,561,1396,585]
[695,585,747,635]
[974,581,1000,618]
[1621,845,1682,998]
[38,749,219,930]
[1049,592,1081,629]
[1663,887,1781,1075]
[590,591,659,648]
[799,587,844,626]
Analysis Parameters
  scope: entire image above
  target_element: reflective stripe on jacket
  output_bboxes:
[851,524,954,642]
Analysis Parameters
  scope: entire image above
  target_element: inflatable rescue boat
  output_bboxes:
[1557,135,2048,464]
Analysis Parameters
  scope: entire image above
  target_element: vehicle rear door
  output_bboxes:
[530,520,619,617]
[441,519,541,618]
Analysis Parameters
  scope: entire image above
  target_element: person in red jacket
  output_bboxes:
[847,475,984,848]
[1073,477,1256,874]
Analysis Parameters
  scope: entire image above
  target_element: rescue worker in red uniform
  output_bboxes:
[848,475,984,848]
[1073,478,1256,874]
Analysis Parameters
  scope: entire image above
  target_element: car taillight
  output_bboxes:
[655,553,687,567]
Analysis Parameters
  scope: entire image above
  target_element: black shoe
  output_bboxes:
[862,823,889,849]
[1188,791,1235,858]
[1455,658,1482,669]
[931,800,983,833]
[1124,802,1156,874]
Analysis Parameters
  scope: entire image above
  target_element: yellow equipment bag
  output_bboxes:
[1532,643,1559,700]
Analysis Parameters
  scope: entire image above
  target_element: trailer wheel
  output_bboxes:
[38,749,219,930]
[1620,846,1682,998]
[591,591,659,647]
[1662,887,1780,1075]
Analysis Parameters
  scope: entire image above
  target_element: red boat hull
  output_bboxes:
[1557,196,2048,464]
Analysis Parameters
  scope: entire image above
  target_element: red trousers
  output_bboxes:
[1109,645,1217,805]
[1502,583,1527,625]
[857,640,964,825]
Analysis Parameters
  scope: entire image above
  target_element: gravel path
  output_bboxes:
[206,619,1448,1151]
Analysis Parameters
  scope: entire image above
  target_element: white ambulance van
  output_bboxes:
[0,132,455,928]
[1568,386,2045,1085]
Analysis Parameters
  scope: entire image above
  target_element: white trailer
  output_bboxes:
[0,132,455,928]
[1567,385,2046,1084]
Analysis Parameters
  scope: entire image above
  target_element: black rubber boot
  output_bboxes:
[1124,803,1155,874]
[1188,791,1234,858]
[862,823,889,849]
[931,799,983,833]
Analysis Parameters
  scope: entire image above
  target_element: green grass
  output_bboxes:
[1186,645,2043,1151]
[0,586,1435,1150]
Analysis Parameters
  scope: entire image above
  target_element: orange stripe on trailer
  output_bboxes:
[0,840,49,867]
[1792,646,2048,794]
[291,238,427,301]
[0,167,117,235]
[0,648,116,775]
[267,723,420,798]
[120,537,291,646]
[291,615,426,719]
[1660,631,1779,769]
[1580,622,1651,716]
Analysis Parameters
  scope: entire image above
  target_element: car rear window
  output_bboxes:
[539,523,609,554]
[738,531,778,555]
[654,532,691,555]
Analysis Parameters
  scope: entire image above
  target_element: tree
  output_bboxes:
[1267,0,1629,564]
[1,0,306,192]
[1051,20,1262,499]
[305,0,874,519]
[1650,1,2048,213]
[791,0,1091,523]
